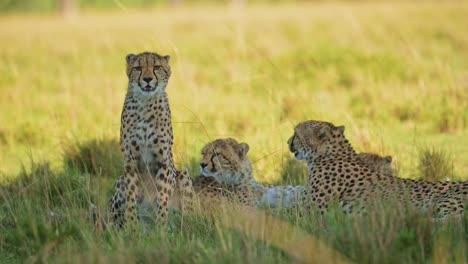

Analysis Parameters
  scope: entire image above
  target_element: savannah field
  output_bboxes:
[0,1,467,263]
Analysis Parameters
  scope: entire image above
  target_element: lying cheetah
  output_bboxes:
[195,138,305,208]
[109,52,195,229]
[356,152,393,177]
[288,120,467,218]
[194,139,395,209]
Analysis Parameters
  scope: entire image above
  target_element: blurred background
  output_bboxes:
[0,0,467,184]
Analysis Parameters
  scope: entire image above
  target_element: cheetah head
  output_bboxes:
[199,138,252,185]
[356,152,393,177]
[125,52,171,96]
[287,120,345,162]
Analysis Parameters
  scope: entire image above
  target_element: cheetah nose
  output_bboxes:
[200,163,208,169]
[143,77,153,83]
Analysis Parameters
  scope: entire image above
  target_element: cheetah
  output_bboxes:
[195,138,305,208]
[109,52,195,229]
[356,152,394,177]
[194,141,394,209]
[287,120,467,218]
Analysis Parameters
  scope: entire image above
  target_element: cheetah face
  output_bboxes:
[200,138,251,185]
[288,120,345,162]
[356,153,393,177]
[287,133,309,161]
[125,52,171,96]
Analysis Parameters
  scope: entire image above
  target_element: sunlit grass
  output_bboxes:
[1,161,466,263]
[0,2,467,181]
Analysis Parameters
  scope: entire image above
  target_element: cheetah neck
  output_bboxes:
[213,165,259,201]
[306,137,357,167]
[233,167,256,188]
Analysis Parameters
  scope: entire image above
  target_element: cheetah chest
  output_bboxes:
[123,101,173,167]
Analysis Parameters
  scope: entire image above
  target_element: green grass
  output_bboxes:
[1,163,466,263]
[0,1,467,262]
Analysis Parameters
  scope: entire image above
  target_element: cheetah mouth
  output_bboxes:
[289,147,298,156]
[200,168,212,176]
[141,85,156,92]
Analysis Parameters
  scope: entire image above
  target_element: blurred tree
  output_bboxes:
[58,0,76,16]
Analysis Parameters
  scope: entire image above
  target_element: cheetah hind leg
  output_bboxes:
[175,168,198,215]
[432,196,464,220]
[432,182,467,220]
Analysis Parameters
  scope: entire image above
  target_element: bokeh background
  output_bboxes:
[1,0,467,183]
[1,1,467,263]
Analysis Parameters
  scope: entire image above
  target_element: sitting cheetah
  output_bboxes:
[287,120,467,218]
[194,138,305,208]
[109,52,195,229]
[356,152,394,177]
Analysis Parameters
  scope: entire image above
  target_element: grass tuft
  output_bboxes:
[418,146,455,182]
[63,139,122,178]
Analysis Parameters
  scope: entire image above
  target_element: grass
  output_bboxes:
[0,1,467,263]
[1,163,466,263]
[418,146,455,182]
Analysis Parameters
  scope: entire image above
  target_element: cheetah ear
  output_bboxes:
[238,142,250,158]
[163,55,170,62]
[335,125,345,134]
[384,156,392,164]
[126,53,136,64]
[318,126,331,141]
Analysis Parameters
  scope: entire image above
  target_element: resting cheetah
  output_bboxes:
[287,120,467,218]
[194,139,394,209]
[356,152,393,177]
[195,138,305,208]
[109,52,195,229]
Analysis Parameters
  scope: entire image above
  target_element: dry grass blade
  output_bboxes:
[216,204,350,263]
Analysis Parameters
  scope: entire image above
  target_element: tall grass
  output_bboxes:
[1,2,467,181]
[1,159,466,263]
[418,146,455,182]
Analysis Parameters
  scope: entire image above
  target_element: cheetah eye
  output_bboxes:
[133,66,142,71]
[154,65,162,71]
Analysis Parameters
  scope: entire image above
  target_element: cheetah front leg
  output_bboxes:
[123,158,141,231]
[148,164,175,226]
[307,181,333,215]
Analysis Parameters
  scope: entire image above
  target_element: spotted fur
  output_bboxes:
[109,52,195,229]
[288,120,467,218]
[356,152,394,177]
[195,138,305,208]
